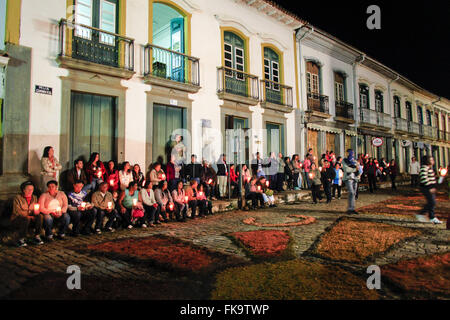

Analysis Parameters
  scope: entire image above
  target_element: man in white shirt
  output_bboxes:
[409,156,420,187]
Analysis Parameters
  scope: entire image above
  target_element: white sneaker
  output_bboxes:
[415,215,428,223]
[142,224,147,228]
[95,229,102,234]
[127,225,133,229]
[430,218,443,224]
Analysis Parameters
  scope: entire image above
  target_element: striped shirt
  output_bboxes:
[419,165,437,189]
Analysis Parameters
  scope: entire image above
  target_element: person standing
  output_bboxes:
[322,160,334,203]
[276,152,286,191]
[409,157,420,187]
[309,163,322,204]
[416,156,442,224]
[40,146,62,191]
[366,158,378,193]
[342,149,361,215]
[332,163,343,199]
[66,159,88,192]
[216,154,229,199]
[388,159,398,190]
[303,154,312,190]
[291,154,301,190]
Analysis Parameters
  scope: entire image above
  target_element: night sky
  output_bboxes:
[273,0,450,100]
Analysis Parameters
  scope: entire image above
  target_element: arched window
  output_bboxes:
[359,84,369,109]
[393,96,401,118]
[375,90,384,113]
[405,101,413,121]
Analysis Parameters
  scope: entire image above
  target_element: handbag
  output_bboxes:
[132,208,144,218]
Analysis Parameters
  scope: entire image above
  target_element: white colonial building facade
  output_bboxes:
[0,0,448,197]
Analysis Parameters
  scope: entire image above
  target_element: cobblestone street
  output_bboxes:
[0,185,449,300]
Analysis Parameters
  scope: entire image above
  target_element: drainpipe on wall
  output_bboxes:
[295,25,314,159]
[352,54,365,156]
[387,74,400,169]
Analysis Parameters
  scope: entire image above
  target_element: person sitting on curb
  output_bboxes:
[91,182,121,233]
[245,177,265,210]
[171,180,188,222]
[154,180,174,223]
[11,181,44,247]
[259,177,276,207]
[185,179,206,219]
[67,180,97,236]
[38,180,70,241]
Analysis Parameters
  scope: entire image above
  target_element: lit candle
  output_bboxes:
[132,199,137,206]
[339,171,344,179]
[110,179,114,186]
[300,163,303,168]
[185,196,189,202]
[440,168,448,176]
[309,173,313,179]
[161,174,166,180]
[81,202,86,209]
[56,206,61,216]
[142,179,146,187]
[208,178,213,185]
[169,203,174,211]
[97,170,102,178]
[257,186,261,191]
[265,181,269,187]
[319,167,322,172]
[199,191,203,197]
[34,204,40,214]
[107,201,112,209]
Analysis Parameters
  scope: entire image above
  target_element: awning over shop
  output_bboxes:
[307,123,342,134]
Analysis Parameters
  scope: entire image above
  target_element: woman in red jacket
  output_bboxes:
[230,164,239,198]
[86,152,106,191]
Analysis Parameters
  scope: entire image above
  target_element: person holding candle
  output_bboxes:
[38,180,70,241]
[291,154,301,191]
[197,184,213,215]
[171,180,188,221]
[166,154,179,192]
[303,154,312,190]
[185,179,206,218]
[132,164,145,189]
[259,177,276,207]
[11,181,44,247]
[149,162,166,186]
[183,154,202,185]
[332,163,344,200]
[141,181,160,226]
[86,152,106,191]
[40,146,62,192]
[365,158,378,193]
[320,160,334,204]
[310,163,323,204]
[244,177,264,210]
[67,180,97,236]
[119,161,133,191]
[91,182,120,232]
[200,160,217,200]
[154,180,174,223]
[105,160,120,193]
[284,157,294,190]
[118,181,145,228]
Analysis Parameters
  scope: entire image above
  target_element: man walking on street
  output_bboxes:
[416,156,442,224]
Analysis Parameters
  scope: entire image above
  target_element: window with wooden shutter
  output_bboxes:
[359,84,369,109]
[375,91,384,113]
[334,73,345,102]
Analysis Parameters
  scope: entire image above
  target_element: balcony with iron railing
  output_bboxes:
[376,112,392,129]
[335,101,354,123]
[421,124,437,139]
[408,121,420,135]
[57,19,135,79]
[260,79,293,113]
[143,43,200,93]
[394,118,409,133]
[438,130,449,142]
[306,93,330,118]
[217,67,259,106]
[359,108,378,127]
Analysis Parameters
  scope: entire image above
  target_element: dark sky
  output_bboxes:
[273,0,450,99]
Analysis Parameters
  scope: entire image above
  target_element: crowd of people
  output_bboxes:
[8,144,447,247]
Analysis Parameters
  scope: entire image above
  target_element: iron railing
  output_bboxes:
[360,108,377,125]
[335,101,354,119]
[438,130,449,142]
[143,43,200,86]
[217,67,259,100]
[408,121,420,135]
[260,79,293,108]
[377,112,392,128]
[307,93,329,114]
[58,18,134,71]
[394,118,408,132]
